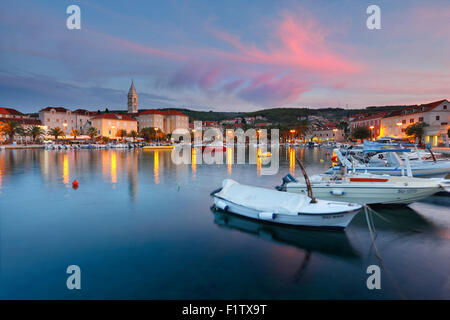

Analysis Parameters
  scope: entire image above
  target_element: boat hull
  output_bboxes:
[285,184,442,205]
[213,196,361,228]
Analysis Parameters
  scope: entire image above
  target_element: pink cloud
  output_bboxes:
[209,12,363,74]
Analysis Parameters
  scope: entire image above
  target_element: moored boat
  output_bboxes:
[211,179,362,229]
[278,172,449,205]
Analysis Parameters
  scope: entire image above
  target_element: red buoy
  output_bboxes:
[72,180,79,189]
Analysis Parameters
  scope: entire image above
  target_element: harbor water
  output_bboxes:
[0,147,449,299]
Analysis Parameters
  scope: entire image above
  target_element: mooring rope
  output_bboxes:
[364,205,408,300]
[367,205,423,234]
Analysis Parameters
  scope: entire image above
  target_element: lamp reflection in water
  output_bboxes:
[227,147,233,175]
[63,153,69,184]
[256,148,261,176]
[111,152,117,184]
[154,151,159,184]
[191,148,197,178]
[289,147,295,176]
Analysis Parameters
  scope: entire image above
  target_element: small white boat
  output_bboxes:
[279,172,450,205]
[211,179,362,229]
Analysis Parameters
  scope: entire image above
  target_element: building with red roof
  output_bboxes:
[379,99,449,146]
[137,109,189,133]
[91,113,137,139]
[350,112,386,139]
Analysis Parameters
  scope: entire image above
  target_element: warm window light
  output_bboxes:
[369,126,374,129]
[396,122,402,126]
[333,128,338,132]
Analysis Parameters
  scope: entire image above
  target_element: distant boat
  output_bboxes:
[211,179,362,229]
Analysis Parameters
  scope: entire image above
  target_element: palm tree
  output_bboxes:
[86,127,97,140]
[295,120,311,140]
[71,128,80,139]
[0,121,24,143]
[49,127,64,140]
[128,130,138,142]
[27,126,45,143]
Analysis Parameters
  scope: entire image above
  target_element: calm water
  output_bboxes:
[0,147,449,299]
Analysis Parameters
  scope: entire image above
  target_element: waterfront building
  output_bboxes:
[127,81,138,113]
[136,110,189,134]
[307,127,345,143]
[39,107,77,136]
[350,112,386,140]
[0,107,42,142]
[379,99,449,146]
[91,113,137,139]
[164,110,189,133]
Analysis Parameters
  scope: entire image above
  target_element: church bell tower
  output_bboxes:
[127,80,138,113]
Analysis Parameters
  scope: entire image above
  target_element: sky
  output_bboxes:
[0,0,449,113]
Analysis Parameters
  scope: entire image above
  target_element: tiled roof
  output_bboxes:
[352,112,386,122]
[139,109,188,117]
[0,107,24,115]
[91,113,137,121]
[40,107,70,113]
[73,109,95,115]
[0,118,42,125]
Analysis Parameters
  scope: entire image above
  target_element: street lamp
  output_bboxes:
[369,125,374,140]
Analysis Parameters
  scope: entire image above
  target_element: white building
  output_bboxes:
[380,99,449,146]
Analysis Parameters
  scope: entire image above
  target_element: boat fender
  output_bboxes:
[215,199,229,211]
[72,179,79,189]
[259,212,276,220]
[330,189,345,196]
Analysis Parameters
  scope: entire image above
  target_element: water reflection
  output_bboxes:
[154,151,159,184]
[0,147,449,299]
[192,147,197,178]
[289,147,295,176]
[226,147,232,175]
[212,208,360,259]
[63,154,69,184]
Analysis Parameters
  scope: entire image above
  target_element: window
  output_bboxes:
[47,118,50,122]
[56,119,59,122]
[441,122,448,126]
[436,116,440,121]
[444,105,447,110]
[410,119,414,123]
[402,119,406,124]
[419,117,424,122]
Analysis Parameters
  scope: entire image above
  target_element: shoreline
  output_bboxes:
[1,144,45,149]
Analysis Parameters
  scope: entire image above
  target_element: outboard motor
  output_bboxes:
[275,174,297,191]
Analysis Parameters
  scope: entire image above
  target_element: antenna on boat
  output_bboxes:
[295,157,317,203]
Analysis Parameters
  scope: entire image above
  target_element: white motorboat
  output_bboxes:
[278,172,450,205]
[327,146,450,177]
[211,179,362,229]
